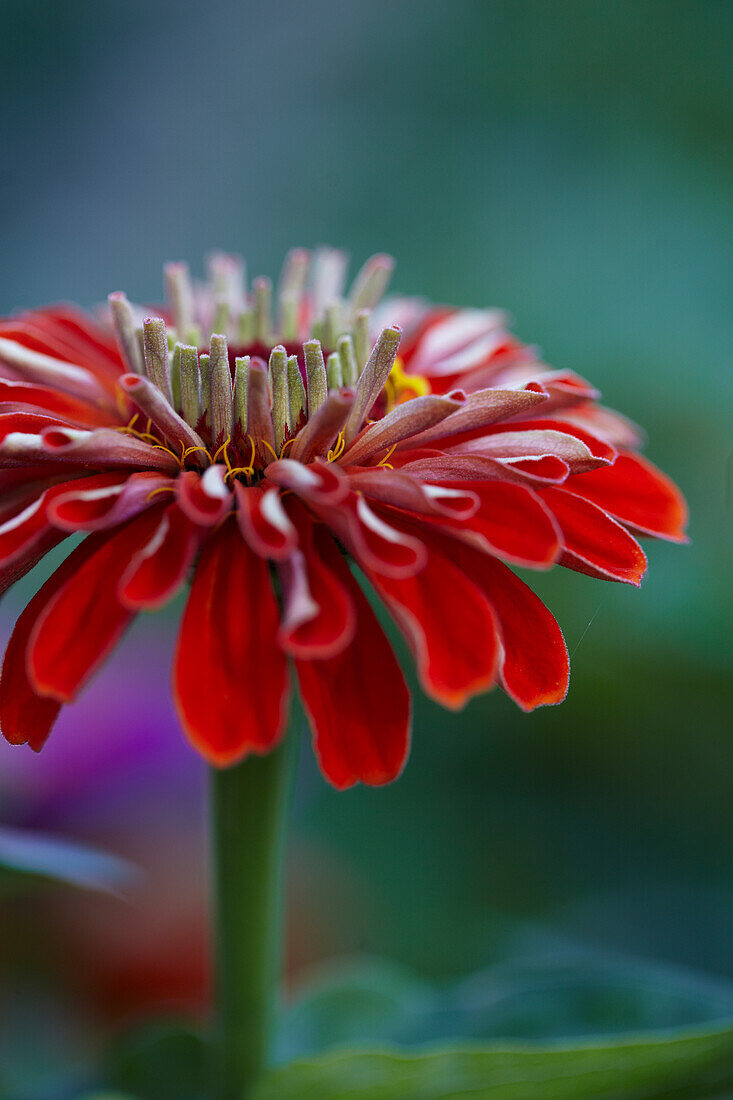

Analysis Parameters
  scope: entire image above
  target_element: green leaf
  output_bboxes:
[253,1024,733,1099]
[276,952,733,1058]
[276,959,435,1061]
[103,1021,209,1100]
[79,1094,141,1099]
[0,825,138,895]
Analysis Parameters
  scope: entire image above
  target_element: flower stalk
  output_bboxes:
[209,712,297,1099]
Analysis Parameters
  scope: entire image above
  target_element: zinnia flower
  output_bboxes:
[0,249,687,787]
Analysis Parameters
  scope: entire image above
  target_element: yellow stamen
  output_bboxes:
[182,444,212,464]
[146,485,176,501]
[225,465,255,483]
[377,442,398,469]
[151,442,185,467]
[211,435,233,471]
[279,437,297,458]
[327,430,346,463]
[260,438,280,463]
[116,425,163,446]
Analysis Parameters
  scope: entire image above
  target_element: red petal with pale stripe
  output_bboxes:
[565,452,688,542]
[27,510,165,702]
[295,548,410,789]
[278,514,356,659]
[0,541,107,749]
[313,492,427,579]
[0,410,69,443]
[364,531,501,710]
[24,306,123,384]
[176,467,232,525]
[406,480,561,569]
[235,484,298,560]
[0,491,64,567]
[0,473,132,596]
[119,504,202,610]
[482,417,616,465]
[541,486,647,585]
[0,378,113,428]
[48,471,168,530]
[173,519,289,766]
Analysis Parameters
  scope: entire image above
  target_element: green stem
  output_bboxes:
[209,718,296,1099]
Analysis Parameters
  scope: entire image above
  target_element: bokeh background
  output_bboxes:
[0,1,731,1095]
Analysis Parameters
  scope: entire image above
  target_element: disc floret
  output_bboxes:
[108,249,401,479]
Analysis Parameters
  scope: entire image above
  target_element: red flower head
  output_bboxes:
[0,250,687,787]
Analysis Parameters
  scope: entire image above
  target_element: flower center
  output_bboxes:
[109,250,417,484]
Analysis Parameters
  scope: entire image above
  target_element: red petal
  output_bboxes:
[278,514,356,659]
[173,519,289,766]
[23,305,123,382]
[119,504,202,610]
[0,317,119,392]
[27,510,164,702]
[470,481,561,567]
[402,527,569,710]
[0,320,83,361]
[565,452,688,542]
[345,467,480,521]
[0,474,128,596]
[0,542,107,748]
[0,490,64,567]
[443,540,568,710]
[0,378,114,428]
[294,549,410,788]
[364,530,501,710]
[398,451,570,487]
[48,470,170,531]
[176,467,232,526]
[264,457,348,505]
[410,480,561,569]
[0,466,71,498]
[0,410,69,443]
[235,484,298,560]
[0,533,67,600]
[315,493,427,579]
[541,486,647,585]
[482,417,617,465]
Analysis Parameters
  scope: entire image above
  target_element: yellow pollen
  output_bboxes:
[115,387,130,418]
[384,357,430,412]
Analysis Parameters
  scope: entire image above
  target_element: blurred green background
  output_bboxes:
[0,0,731,1094]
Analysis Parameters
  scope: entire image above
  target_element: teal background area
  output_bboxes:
[0,0,731,1076]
